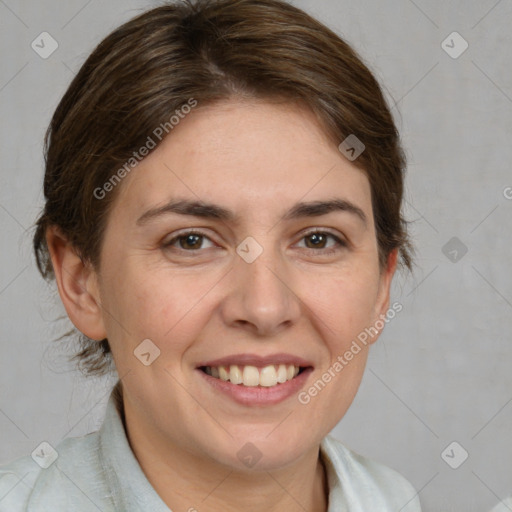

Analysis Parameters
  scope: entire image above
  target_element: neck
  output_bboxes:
[122,400,328,512]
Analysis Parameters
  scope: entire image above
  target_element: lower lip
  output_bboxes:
[197,368,313,406]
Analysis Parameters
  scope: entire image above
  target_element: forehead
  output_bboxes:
[113,99,373,224]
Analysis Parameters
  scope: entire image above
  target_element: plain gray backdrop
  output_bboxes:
[1,1,511,511]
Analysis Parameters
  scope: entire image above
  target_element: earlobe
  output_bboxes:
[46,226,107,341]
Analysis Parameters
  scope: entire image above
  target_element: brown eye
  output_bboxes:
[178,233,203,250]
[164,231,215,251]
[296,230,346,255]
[304,232,329,249]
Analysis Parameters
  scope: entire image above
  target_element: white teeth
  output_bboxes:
[259,365,277,387]
[219,366,229,381]
[276,364,288,383]
[229,365,243,385]
[242,365,260,387]
[204,364,302,387]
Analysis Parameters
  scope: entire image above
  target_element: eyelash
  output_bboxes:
[162,229,347,256]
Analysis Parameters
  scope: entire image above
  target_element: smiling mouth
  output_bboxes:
[199,364,307,387]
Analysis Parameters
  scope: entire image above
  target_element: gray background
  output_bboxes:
[1,1,511,510]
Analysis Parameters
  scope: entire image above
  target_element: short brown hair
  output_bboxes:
[33,0,412,376]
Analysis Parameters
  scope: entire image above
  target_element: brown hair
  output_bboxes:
[33,0,412,376]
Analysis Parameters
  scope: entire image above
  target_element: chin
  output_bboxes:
[205,427,319,473]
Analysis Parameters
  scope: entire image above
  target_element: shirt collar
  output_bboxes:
[98,380,170,511]
[99,380,343,511]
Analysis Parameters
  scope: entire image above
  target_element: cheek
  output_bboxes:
[306,269,381,344]
[301,273,377,426]
[100,265,218,359]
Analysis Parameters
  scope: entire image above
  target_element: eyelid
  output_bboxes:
[163,229,218,250]
[162,227,348,253]
[294,228,347,252]
[298,227,347,244]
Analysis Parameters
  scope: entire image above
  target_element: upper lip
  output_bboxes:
[197,353,314,368]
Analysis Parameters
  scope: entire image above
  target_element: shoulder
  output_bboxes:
[0,431,109,512]
[489,498,512,512]
[0,454,40,511]
[321,435,422,511]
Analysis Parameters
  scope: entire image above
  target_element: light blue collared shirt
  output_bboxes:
[490,499,512,512]
[0,381,422,511]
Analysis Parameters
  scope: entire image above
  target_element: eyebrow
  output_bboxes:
[136,198,367,227]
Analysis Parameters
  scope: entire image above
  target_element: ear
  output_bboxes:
[369,248,399,344]
[46,226,107,341]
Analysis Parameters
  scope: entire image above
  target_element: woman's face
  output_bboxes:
[90,99,396,470]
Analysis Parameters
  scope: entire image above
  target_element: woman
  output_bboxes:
[0,0,420,510]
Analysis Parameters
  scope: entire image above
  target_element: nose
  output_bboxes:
[219,243,302,338]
